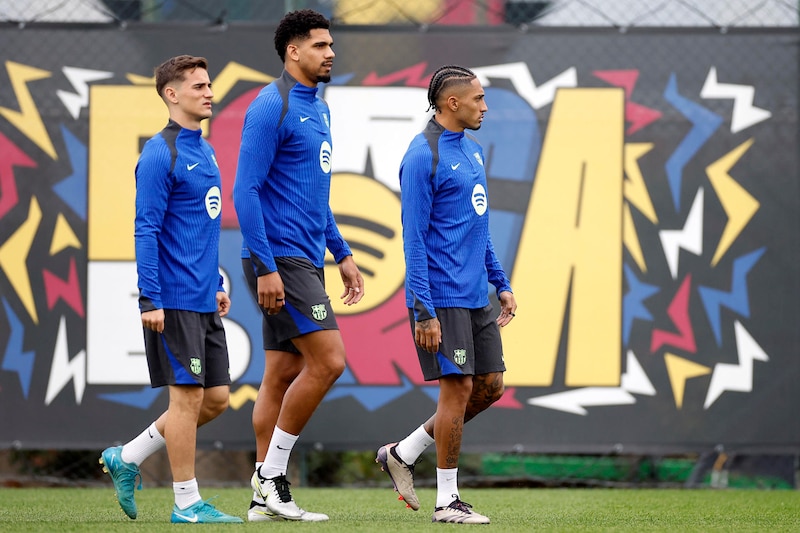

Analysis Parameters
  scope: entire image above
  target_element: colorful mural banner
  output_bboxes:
[0,26,798,453]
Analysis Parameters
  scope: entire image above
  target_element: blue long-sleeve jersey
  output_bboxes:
[400,117,512,321]
[233,70,351,275]
[134,120,224,313]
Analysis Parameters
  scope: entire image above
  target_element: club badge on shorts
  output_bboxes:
[453,349,467,366]
[311,304,327,321]
[190,357,202,375]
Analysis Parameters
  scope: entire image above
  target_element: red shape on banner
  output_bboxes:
[338,289,425,385]
[363,62,431,87]
[492,387,522,409]
[207,87,261,229]
[0,132,36,220]
[650,275,696,354]
[42,256,85,318]
[593,69,662,134]
[594,69,639,96]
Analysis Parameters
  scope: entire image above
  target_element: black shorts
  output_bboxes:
[242,256,339,353]
[143,309,231,388]
[409,305,506,381]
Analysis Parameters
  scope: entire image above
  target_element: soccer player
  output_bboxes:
[99,55,242,524]
[376,65,517,524]
[232,9,364,522]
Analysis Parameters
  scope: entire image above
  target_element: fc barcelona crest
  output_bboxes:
[453,349,467,366]
[311,304,327,321]
[190,357,202,375]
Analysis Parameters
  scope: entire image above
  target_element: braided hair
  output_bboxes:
[427,65,477,112]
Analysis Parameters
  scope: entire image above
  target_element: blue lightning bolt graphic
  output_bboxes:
[663,73,723,211]
[421,386,442,403]
[1,299,35,398]
[53,125,87,220]
[98,386,164,409]
[699,247,766,346]
[325,367,415,411]
[622,264,660,347]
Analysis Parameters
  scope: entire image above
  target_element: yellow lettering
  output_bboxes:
[504,88,625,386]
[88,86,164,260]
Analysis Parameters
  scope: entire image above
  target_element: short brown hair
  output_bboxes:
[154,55,208,97]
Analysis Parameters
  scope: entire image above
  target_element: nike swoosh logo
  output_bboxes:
[276,445,290,450]
[300,116,311,122]
[451,163,460,170]
[187,163,199,171]
[174,512,198,523]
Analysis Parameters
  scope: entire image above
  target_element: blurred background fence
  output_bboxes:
[1,0,797,26]
[1,0,798,489]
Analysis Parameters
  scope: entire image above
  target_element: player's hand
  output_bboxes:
[415,317,442,354]
[496,290,517,327]
[142,308,165,333]
[257,271,285,315]
[216,291,231,317]
[338,255,364,305]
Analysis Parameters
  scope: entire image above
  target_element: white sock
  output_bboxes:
[253,461,264,502]
[173,478,201,510]
[121,422,165,466]
[396,425,434,464]
[260,427,298,479]
[436,467,459,508]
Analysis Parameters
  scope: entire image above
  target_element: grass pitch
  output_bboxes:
[1,486,799,532]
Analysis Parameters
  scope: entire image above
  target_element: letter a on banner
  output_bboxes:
[504,88,624,387]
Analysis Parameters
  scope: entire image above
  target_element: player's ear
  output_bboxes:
[448,95,459,112]
[164,85,178,104]
[286,43,300,62]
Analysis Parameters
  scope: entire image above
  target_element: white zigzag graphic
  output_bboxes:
[659,187,704,279]
[527,351,656,415]
[472,62,577,109]
[45,316,86,405]
[700,66,771,134]
[704,321,769,409]
[57,66,114,120]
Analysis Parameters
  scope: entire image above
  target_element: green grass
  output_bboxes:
[1,486,799,532]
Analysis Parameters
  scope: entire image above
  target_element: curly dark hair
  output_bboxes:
[274,9,331,63]
[426,65,476,112]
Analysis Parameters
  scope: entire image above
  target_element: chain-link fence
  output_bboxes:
[1,0,797,26]
[1,0,798,489]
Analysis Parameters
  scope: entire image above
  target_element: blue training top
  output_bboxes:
[400,116,512,321]
[233,70,351,275]
[134,119,224,313]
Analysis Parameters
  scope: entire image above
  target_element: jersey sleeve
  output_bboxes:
[485,234,512,296]
[134,138,172,310]
[233,93,282,274]
[400,144,436,320]
[325,205,352,263]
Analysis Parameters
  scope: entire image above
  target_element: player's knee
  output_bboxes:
[324,355,346,382]
[200,389,230,421]
[489,386,505,407]
[268,366,301,389]
[473,372,505,407]
[490,375,505,404]
[445,375,474,403]
[207,396,229,418]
